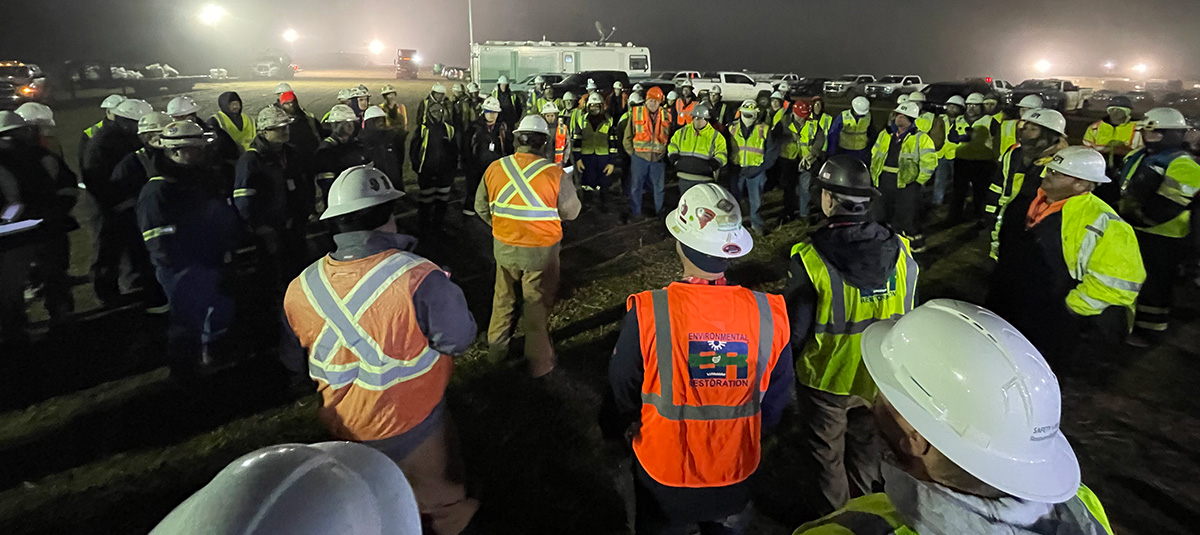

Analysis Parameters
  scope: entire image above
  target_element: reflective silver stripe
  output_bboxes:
[1137,304,1170,314]
[1089,271,1143,292]
[903,244,918,312]
[639,289,769,421]
[1073,212,1119,281]
[813,317,897,336]
[1162,176,1200,197]
[1076,292,1112,313]
[675,151,711,159]
[491,204,560,219]
[499,156,554,208]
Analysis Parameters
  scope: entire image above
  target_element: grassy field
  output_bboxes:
[2,73,1198,534]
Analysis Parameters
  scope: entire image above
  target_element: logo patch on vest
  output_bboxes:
[687,333,750,387]
[861,271,899,302]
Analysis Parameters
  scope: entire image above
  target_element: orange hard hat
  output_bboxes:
[646,86,664,101]
[792,100,812,119]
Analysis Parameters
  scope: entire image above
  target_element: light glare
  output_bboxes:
[1034,59,1051,73]
[283,28,298,43]
[369,40,385,55]
[199,4,227,26]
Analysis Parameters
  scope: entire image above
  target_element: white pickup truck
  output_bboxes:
[864,75,926,100]
[824,74,877,98]
[683,71,775,102]
[1012,79,1094,112]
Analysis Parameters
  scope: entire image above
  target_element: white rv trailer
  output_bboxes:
[470,41,651,87]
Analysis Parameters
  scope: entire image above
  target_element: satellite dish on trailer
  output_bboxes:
[594,21,616,43]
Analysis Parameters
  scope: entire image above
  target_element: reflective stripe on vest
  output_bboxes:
[415,123,454,173]
[840,110,869,151]
[632,106,670,156]
[794,238,917,398]
[999,118,1019,159]
[640,289,773,421]
[84,120,104,139]
[214,111,255,151]
[492,156,560,221]
[731,123,769,167]
[300,253,441,390]
[675,99,696,125]
[554,122,569,164]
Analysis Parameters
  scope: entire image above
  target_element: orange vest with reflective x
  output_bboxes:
[632,105,671,158]
[629,282,790,488]
[283,249,454,442]
[553,121,570,164]
[484,152,564,248]
[676,99,697,125]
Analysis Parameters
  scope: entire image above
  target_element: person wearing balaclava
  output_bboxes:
[1118,107,1200,348]
[277,90,323,165]
[206,91,256,153]
[409,100,458,234]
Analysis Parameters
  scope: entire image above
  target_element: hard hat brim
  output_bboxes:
[664,206,753,259]
[860,320,1082,504]
[319,190,404,220]
[1044,162,1111,184]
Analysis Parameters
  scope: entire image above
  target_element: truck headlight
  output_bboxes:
[19,85,36,96]
[883,87,894,94]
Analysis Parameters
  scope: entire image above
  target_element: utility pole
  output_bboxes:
[468,0,475,47]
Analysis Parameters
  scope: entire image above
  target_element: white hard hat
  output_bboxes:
[114,98,154,121]
[258,106,294,130]
[709,85,721,95]
[149,442,421,535]
[679,79,693,89]
[167,96,201,117]
[628,92,645,105]
[893,102,921,120]
[965,92,985,105]
[0,111,28,134]
[534,75,546,84]
[325,104,358,123]
[363,105,387,122]
[613,80,623,89]
[666,183,753,258]
[586,78,598,90]
[1140,107,1190,130]
[739,100,759,117]
[452,83,465,94]
[667,91,679,100]
[137,111,173,134]
[908,91,927,103]
[481,96,502,113]
[586,93,604,106]
[274,82,293,95]
[101,94,127,110]
[632,83,644,91]
[861,299,1081,504]
[159,120,215,148]
[337,88,352,101]
[1024,108,1067,135]
[1044,146,1111,184]
[497,75,509,85]
[896,94,911,105]
[1018,95,1044,109]
[15,102,55,127]
[945,95,967,108]
[770,91,785,101]
[540,101,560,115]
[431,82,446,94]
[467,82,480,92]
[321,165,404,220]
[381,84,397,95]
[851,96,870,115]
[514,114,550,135]
[349,86,369,98]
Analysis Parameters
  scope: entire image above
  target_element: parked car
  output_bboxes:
[768,73,802,86]
[551,70,630,99]
[249,53,295,80]
[787,77,831,98]
[689,71,775,102]
[1012,79,1093,112]
[511,72,567,94]
[922,80,994,110]
[824,74,876,98]
[864,75,926,100]
[963,77,1015,99]
[0,61,47,108]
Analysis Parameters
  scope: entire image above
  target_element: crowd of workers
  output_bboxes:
[1,72,1197,535]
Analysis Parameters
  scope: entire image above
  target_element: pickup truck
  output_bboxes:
[688,72,774,102]
[864,75,926,100]
[0,61,47,109]
[1012,79,1093,112]
[551,70,631,99]
[824,74,876,98]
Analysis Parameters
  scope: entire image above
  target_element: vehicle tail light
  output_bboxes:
[19,86,36,96]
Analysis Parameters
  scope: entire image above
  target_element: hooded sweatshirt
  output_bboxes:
[785,215,902,345]
[216,91,244,130]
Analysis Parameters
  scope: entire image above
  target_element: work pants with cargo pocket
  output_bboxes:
[157,264,235,382]
[93,206,158,304]
[795,385,883,518]
[949,158,995,223]
[1133,231,1185,341]
[487,251,560,377]
[875,176,924,249]
[417,169,454,232]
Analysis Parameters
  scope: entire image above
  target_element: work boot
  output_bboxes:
[485,343,509,364]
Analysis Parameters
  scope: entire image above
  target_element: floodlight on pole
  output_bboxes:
[1132,63,1148,74]
[283,28,299,43]
[1103,61,1114,71]
[199,4,227,26]
[1034,59,1051,73]
[369,39,385,55]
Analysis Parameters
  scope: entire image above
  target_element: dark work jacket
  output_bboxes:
[280,102,323,169]
[137,159,241,271]
[0,142,78,230]
[234,137,312,232]
[410,122,457,176]
[359,126,406,186]
[110,147,162,213]
[467,119,512,175]
[784,217,902,346]
[314,136,371,182]
[186,114,241,166]
[82,122,141,208]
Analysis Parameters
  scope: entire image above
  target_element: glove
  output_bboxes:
[1,202,24,223]
[603,164,615,176]
[576,159,586,171]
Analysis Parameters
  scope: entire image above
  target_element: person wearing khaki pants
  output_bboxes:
[477,115,580,377]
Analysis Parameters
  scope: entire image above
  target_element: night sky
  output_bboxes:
[2,0,1197,81]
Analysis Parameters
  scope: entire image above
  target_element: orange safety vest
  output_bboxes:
[283,249,454,442]
[676,99,697,126]
[629,282,789,488]
[553,121,570,165]
[483,152,564,247]
[631,105,671,157]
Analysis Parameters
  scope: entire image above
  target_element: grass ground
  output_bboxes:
[1,72,1198,534]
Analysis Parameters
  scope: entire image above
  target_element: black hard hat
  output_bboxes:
[1108,95,1132,109]
[815,155,879,198]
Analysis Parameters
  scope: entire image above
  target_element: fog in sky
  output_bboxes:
[2,0,1197,80]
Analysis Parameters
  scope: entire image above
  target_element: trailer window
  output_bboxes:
[629,55,649,71]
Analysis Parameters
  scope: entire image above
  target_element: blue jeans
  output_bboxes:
[737,172,767,230]
[629,154,666,216]
[798,170,813,217]
[932,158,953,205]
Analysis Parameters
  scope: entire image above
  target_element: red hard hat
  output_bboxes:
[646,86,664,101]
[792,100,812,119]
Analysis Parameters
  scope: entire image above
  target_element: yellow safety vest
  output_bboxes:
[730,122,770,167]
[1120,150,1200,238]
[998,118,1020,160]
[915,111,935,134]
[816,113,833,152]
[578,115,616,156]
[955,115,995,160]
[792,237,918,400]
[795,119,821,160]
[869,129,937,188]
[780,118,801,160]
[83,120,104,139]
[214,111,256,152]
[667,123,728,169]
[838,110,870,151]
[1083,120,1139,168]
[939,115,967,160]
